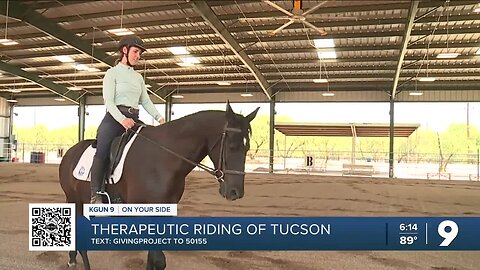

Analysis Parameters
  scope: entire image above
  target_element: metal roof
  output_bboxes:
[274,122,420,137]
[0,0,479,104]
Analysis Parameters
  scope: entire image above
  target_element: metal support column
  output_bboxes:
[350,124,357,165]
[165,96,172,122]
[389,96,395,178]
[78,97,86,142]
[8,103,14,160]
[269,95,275,173]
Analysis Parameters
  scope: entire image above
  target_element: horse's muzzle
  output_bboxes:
[220,186,243,201]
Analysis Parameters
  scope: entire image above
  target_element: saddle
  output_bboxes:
[91,125,143,182]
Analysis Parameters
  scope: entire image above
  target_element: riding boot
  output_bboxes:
[90,156,107,204]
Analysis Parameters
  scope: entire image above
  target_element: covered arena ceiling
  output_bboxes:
[0,0,479,105]
[274,122,420,137]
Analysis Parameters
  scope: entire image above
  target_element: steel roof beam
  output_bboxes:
[3,62,477,82]
[4,41,479,63]
[9,80,480,95]
[6,41,480,68]
[0,60,82,104]
[6,12,478,44]
[5,72,479,88]
[7,55,480,77]
[0,1,168,102]
[191,0,271,99]
[12,0,471,29]
[3,2,410,31]
[7,70,480,89]
[392,0,419,98]
[3,25,478,55]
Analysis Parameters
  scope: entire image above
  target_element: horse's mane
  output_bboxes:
[176,110,224,121]
[159,110,252,135]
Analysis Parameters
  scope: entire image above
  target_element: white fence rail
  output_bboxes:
[2,143,479,181]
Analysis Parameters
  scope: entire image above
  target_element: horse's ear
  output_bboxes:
[226,101,235,120]
[245,107,260,123]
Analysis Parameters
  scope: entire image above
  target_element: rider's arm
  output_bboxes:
[139,75,163,122]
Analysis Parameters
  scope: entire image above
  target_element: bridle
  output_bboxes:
[128,122,246,183]
[208,123,246,183]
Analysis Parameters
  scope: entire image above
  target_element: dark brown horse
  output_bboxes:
[59,103,259,270]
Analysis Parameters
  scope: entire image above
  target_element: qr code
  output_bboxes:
[29,203,76,251]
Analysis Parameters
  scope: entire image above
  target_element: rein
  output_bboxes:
[127,123,245,182]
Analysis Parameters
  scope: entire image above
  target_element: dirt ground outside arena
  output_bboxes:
[1,163,480,270]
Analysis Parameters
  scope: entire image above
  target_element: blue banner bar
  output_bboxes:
[76,217,480,250]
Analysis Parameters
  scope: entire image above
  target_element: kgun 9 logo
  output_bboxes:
[438,220,458,247]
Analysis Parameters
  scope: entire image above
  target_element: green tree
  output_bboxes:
[248,115,270,160]
[436,123,475,172]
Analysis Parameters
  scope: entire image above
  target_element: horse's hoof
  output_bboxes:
[67,262,77,268]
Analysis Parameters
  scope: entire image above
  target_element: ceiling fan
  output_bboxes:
[240,0,356,36]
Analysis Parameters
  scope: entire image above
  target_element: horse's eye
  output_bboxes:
[243,138,247,146]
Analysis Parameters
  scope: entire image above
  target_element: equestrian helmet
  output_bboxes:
[118,35,146,52]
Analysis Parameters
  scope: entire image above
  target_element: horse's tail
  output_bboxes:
[59,140,95,214]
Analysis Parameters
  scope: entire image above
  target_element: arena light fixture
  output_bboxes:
[180,56,200,64]
[54,55,75,63]
[322,92,335,97]
[108,2,133,36]
[216,81,231,86]
[436,53,459,59]
[87,67,100,72]
[73,64,99,72]
[8,89,21,93]
[107,28,134,36]
[474,3,480,12]
[67,86,82,91]
[176,62,195,67]
[171,94,184,99]
[145,84,152,88]
[409,91,423,96]
[317,51,337,59]
[418,77,436,82]
[313,39,335,48]
[168,46,189,55]
[176,56,200,67]
[241,81,252,97]
[314,58,329,83]
[0,38,18,46]
[6,99,18,103]
[73,63,89,71]
[1,3,18,46]
[54,98,66,102]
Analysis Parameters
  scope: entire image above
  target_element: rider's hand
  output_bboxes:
[121,118,135,129]
[157,116,165,125]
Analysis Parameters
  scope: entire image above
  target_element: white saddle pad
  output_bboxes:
[72,127,143,184]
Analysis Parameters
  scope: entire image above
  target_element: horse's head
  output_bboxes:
[209,102,259,201]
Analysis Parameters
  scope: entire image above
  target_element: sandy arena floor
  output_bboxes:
[1,163,480,270]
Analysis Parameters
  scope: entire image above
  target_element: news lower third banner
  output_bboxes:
[77,216,480,251]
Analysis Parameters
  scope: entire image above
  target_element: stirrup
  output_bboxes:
[96,191,112,204]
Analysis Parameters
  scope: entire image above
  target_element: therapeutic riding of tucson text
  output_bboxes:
[91,223,331,236]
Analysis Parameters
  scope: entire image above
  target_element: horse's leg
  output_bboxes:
[68,250,77,268]
[147,251,166,270]
[79,250,91,270]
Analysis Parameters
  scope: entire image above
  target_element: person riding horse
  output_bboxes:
[90,35,165,204]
